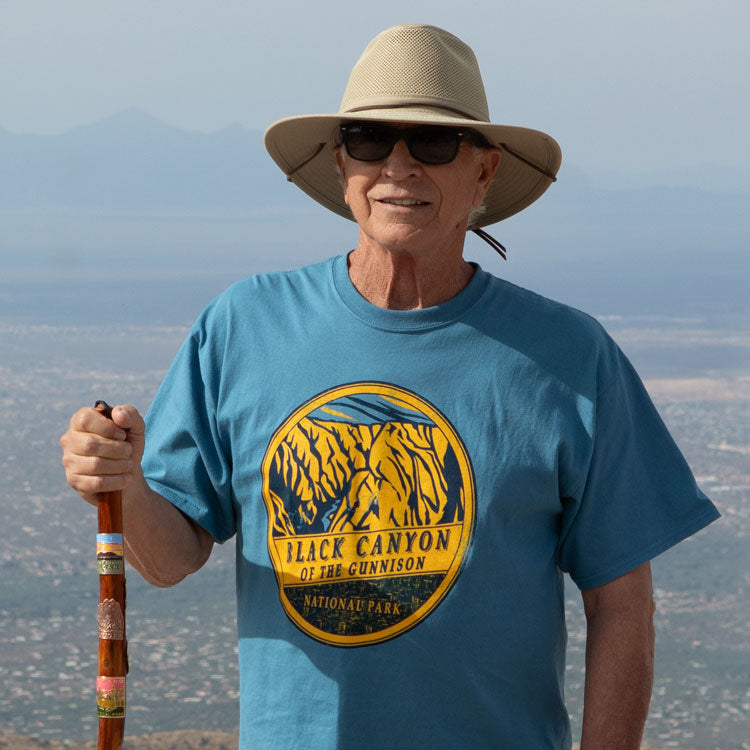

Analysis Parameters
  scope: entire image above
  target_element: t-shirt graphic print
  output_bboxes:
[261,382,476,646]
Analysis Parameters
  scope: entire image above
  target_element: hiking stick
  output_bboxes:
[94,400,128,750]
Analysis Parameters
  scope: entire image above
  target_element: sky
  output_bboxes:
[2,0,749,178]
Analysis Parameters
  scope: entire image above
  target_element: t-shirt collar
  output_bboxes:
[332,253,490,332]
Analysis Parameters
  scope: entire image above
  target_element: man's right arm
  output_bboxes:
[60,404,214,587]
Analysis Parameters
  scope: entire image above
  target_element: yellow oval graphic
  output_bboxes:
[261,382,476,647]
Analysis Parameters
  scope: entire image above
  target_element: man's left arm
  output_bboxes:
[579,561,656,750]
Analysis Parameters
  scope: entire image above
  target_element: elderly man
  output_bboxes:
[61,24,718,750]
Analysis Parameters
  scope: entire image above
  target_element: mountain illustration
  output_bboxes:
[268,417,465,536]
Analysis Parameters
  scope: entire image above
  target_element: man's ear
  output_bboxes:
[473,148,501,207]
[333,146,350,206]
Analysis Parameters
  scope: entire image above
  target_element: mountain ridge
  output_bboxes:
[2,108,747,213]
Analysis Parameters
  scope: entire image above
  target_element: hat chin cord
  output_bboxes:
[468,141,558,259]
[472,228,507,260]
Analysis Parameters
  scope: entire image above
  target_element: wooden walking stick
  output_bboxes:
[94,400,128,750]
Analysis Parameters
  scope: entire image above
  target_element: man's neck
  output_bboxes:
[347,238,473,310]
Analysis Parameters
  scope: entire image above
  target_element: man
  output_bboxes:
[61,24,719,749]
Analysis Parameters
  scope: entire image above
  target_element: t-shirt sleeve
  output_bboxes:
[141,305,236,543]
[557,341,720,590]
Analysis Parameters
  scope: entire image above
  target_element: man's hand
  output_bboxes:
[580,562,655,750]
[61,404,145,505]
[60,404,214,586]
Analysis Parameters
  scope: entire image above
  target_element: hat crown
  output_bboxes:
[340,24,490,122]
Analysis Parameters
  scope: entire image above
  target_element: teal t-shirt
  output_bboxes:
[142,255,719,749]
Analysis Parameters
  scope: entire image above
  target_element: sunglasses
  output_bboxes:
[339,122,491,165]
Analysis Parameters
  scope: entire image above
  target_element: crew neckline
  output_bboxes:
[331,253,490,332]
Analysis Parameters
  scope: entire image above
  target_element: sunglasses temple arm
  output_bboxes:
[472,228,507,260]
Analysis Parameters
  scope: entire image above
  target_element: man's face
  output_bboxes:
[334,125,500,257]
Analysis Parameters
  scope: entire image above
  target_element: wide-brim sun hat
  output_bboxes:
[264,24,562,230]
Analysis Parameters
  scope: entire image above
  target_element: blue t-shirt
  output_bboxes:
[143,255,718,749]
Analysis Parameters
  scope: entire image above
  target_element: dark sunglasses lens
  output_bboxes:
[407,128,461,164]
[341,124,463,164]
[343,125,395,161]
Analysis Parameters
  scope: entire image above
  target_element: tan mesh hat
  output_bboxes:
[264,24,562,229]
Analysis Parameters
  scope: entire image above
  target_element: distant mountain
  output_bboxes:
[1,108,747,219]
[0,108,295,211]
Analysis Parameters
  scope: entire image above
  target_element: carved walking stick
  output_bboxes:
[94,401,128,750]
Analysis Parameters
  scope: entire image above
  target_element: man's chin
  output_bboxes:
[362,225,433,256]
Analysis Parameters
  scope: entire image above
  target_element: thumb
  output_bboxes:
[111,404,146,464]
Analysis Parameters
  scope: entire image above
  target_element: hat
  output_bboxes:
[264,24,562,229]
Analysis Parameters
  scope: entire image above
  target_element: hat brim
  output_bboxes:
[264,108,562,229]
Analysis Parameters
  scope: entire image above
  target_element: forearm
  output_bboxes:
[121,475,214,588]
[580,564,655,750]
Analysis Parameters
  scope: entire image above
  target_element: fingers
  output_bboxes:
[61,405,144,504]
[66,453,133,477]
[70,406,129,441]
[110,404,146,467]
[63,428,132,460]
[62,410,132,459]
[67,468,135,500]
[111,404,146,436]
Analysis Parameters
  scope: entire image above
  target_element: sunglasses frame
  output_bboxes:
[339,122,491,165]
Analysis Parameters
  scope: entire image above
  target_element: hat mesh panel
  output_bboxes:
[342,26,490,121]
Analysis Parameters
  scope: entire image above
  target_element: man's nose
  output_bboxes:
[382,139,421,178]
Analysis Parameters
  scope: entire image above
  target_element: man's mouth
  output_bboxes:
[377,198,429,206]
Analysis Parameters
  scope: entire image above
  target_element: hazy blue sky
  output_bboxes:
[2,0,748,176]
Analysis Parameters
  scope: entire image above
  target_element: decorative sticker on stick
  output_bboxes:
[96,675,126,718]
[97,533,124,575]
